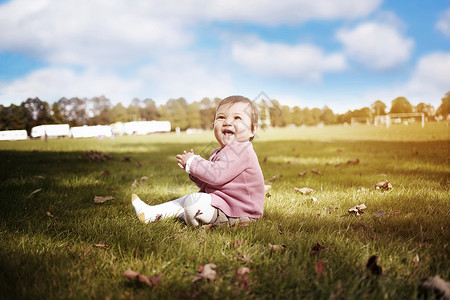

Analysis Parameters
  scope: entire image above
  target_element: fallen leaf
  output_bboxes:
[310,197,318,203]
[237,222,251,227]
[268,243,286,252]
[264,185,272,192]
[294,187,315,195]
[93,243,110,249]
[34,175,45,179]
[366,255,382,275]
[420,275,450,299]
[392,210,401,216]
[28,188,43,199]
[310,169,322,175]
[235,267,251,289]
[140,176,148,182]
[347,158,360,165]
[265,174,282,184]
[298,171,307,177]
[237,253,253,263]
[192,263,217,282]
[315,259,324,276]
[101,170,110,176]
[348,204,367,216]
[122,270,162,287]
[131,179,138,188]
[94,195,114,204]
[233,240,243,249]
[310,241,332,256]
[46,211,54,218]
[374,180,393,191]
[121,157,132,162]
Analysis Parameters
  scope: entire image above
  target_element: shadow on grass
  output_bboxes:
[0,139,448,298]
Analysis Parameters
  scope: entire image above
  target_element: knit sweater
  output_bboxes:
[186,141,265,218]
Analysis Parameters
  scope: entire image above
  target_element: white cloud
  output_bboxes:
[365,52,450,107]
[436,8,450,38]
[0,0,382,67]
[0,68,142,105]
[138,53,234,102]
[337,22,414,70]
[232,38,347,80]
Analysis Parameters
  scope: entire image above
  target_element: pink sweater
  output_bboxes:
[187,141,265,218]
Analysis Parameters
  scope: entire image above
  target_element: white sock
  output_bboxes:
[131,194,153,224]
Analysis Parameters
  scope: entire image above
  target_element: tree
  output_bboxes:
[58,97,88,126]
[141,98,159,121]
[371,100,387,116]
[321,106,337,125]
[436,92,450,117]
[415,103,435,119]
[87,95,112,125]
[22,97,52,133]
[0,104,27,130]
[186,102,201,128]
[199,97,215,129]
[50,102,66,124]
[109,103,129,123]
[390,97,413,114]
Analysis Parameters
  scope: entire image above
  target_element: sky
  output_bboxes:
[0,0,449,113]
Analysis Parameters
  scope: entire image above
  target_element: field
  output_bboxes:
[0,123,449,299]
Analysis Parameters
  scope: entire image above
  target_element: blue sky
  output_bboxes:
[0,0,449,113]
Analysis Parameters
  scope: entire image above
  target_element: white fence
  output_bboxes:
[0,130,28,141]
[31,124,71,139]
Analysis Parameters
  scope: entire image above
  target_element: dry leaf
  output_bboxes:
[310,241,332,256]
[192,263,217,282]
[366,255,382,275]
[101,170,110,176]
[233,240,243,249]
[121,157,131,162]
[392,210,401,216]
[421,275,450,299]
[310,197,318,203]
[28,188,43,198]
[310,169,322,175]
[122,270,162,287]
[265,174,282,184]
[46,211,54,218]
[235,267,251,289]
[268,243,286,252]
[94,195,114,204]
[237,253,253,263]
[348,204,367,216]
[294,187,315,195]
[315,259,324,276]
[298,171,307,177]
[140,176,148,182]
[131,179,138,188]
[374,180,393,191]
[93,243,110,249]
[347,158,360,165]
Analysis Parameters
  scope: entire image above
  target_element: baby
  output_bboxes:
[131,95,265,226]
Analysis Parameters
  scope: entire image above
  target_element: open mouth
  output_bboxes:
[222,129,235,137]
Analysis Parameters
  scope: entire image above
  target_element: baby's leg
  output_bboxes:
[183,193,216,226]
[131,194,187,224]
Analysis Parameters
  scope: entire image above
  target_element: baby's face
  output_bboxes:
[213,102,255,147]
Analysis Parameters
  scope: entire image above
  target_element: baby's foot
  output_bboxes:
[131,194,151,224]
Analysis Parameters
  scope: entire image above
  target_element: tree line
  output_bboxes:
[1,92,449,134]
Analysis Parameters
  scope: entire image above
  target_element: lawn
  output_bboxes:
[0,123,449,299]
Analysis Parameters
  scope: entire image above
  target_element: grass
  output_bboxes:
[0,123,449,299]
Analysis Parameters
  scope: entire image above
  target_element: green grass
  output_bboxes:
[0,123,449,299]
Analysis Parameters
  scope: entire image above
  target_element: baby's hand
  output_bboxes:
[176,149,194,169]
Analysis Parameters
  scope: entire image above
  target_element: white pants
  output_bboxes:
[138,193,216,226]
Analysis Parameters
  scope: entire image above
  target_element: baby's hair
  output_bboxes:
[216,95,259,131]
